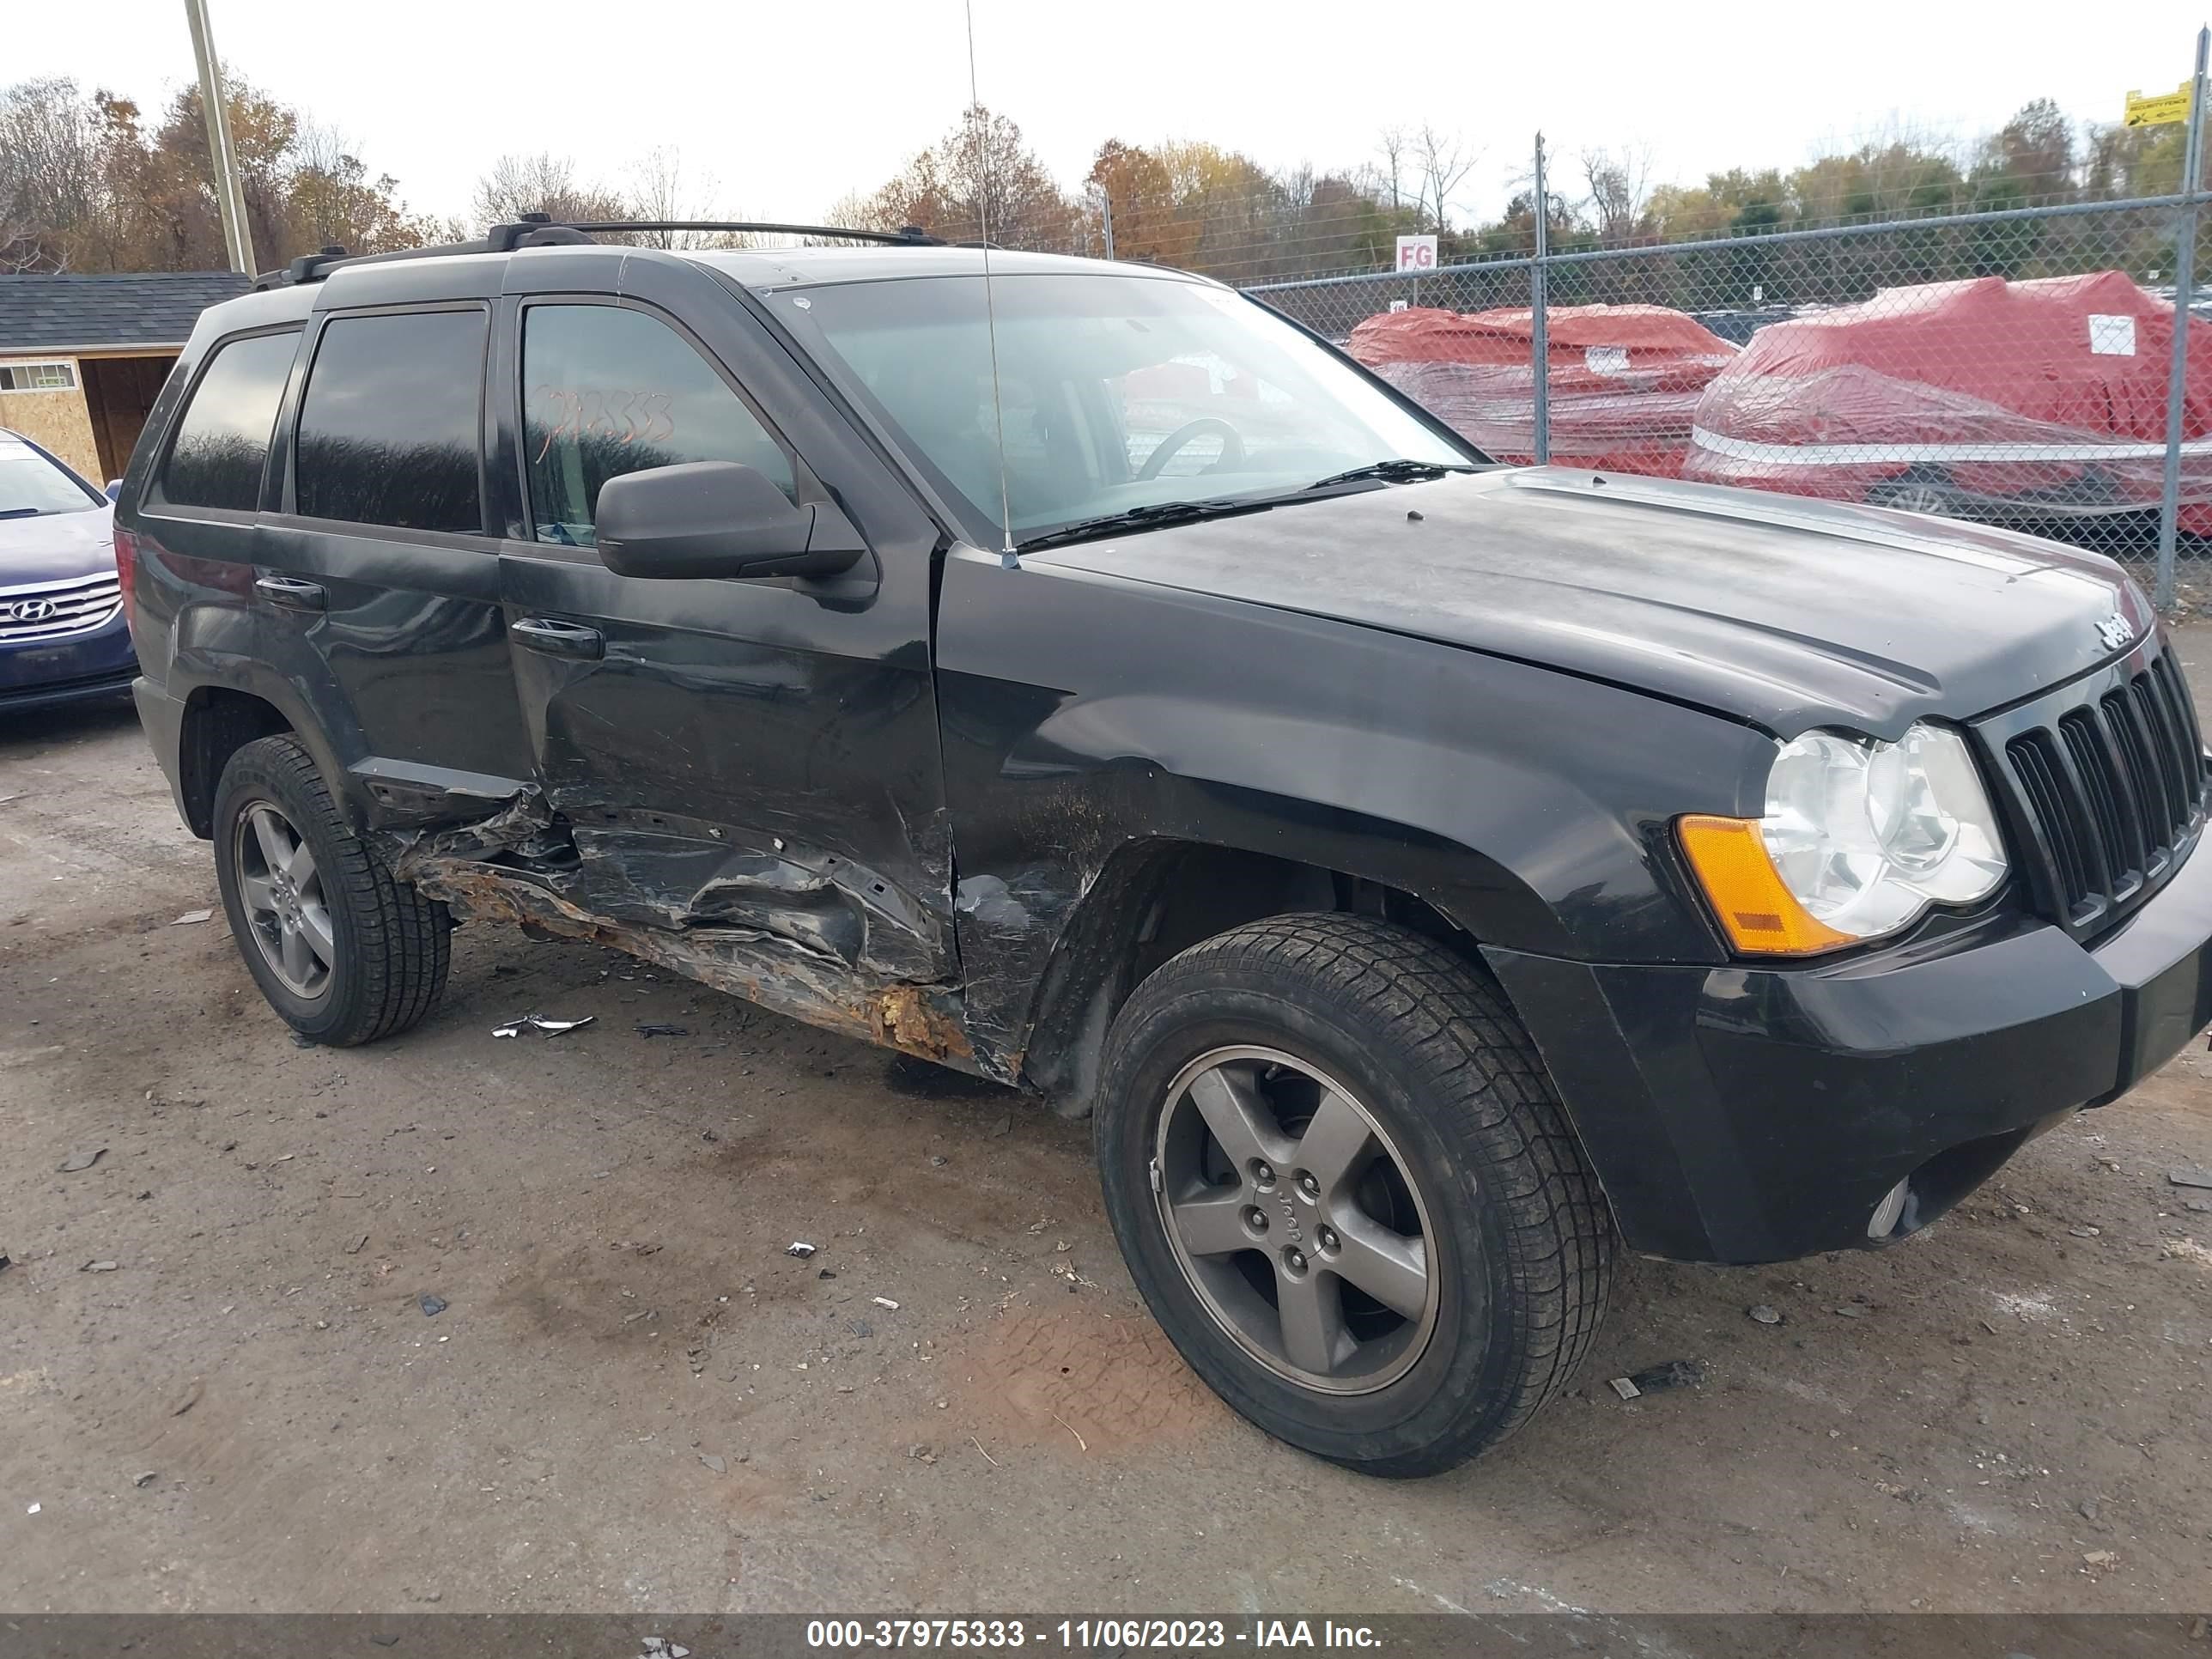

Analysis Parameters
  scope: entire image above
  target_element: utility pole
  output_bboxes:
[2155,25,2209,609]
[182,0,256,276]
[1085,180,1115,260]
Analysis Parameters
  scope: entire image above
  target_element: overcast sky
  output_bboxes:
[9,0,2201,227]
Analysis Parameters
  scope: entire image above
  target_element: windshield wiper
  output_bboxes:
[1017,498,1270,553]
[1299,459,1474,491]
[1012,461,1477,551]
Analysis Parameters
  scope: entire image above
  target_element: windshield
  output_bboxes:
[777,272,1474,547]
[0,440,101,518]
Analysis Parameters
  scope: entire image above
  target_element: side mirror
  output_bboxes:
[105,479,123,501]
[593,461,864,580]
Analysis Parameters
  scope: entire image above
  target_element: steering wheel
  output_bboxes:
[1136,417,1247,482]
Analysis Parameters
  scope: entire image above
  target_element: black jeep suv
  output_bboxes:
[114,224,2212,1477]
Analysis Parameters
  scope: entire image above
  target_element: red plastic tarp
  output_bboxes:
[1682,270,2212,531]
[1348,303,1740,476]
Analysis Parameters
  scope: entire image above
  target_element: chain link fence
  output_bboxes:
[1238,175,2210,599]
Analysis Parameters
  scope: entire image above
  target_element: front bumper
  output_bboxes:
[1487,830,2212,1264]
[0,611,137,713]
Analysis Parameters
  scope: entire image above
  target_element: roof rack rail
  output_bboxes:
[559,220,944,246]
[252,216,942,290]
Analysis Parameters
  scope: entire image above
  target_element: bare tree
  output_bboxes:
[469,152,626,231]
[623,147,759,247]
[1412,123,1478,232]
[1579,143,1655,243]
[287,120,424,254]
[1373,126,1411,214]
[2,214,58,272]
[0,77,109,269]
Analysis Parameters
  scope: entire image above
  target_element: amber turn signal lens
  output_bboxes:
[1677,814,1855,957]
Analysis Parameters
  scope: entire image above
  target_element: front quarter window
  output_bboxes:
[521,303,796,550]
[781,272,1470,548]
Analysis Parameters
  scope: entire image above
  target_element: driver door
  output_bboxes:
[489,252,955,985]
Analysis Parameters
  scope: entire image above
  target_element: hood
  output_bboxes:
[1029,468,2149,738]
[0,505,117,586]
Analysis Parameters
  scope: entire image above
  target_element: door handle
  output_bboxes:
[253,574,326,612]
[510,617,605,660]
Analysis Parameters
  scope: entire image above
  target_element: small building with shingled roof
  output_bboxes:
[0,271,250,483]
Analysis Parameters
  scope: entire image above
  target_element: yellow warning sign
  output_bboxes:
[2124,82,2194,128]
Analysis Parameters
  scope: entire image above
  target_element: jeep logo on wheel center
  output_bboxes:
[1277,1191,1304,1245]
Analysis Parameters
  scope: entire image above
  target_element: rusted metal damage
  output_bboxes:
[383,790,995,1078]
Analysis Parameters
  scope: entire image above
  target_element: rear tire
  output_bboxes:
[1094,913,1613,1477]
[212,733,449,1047]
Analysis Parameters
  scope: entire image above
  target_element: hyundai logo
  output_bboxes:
[6,598,59,623]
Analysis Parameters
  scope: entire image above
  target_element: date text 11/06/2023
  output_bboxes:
[805,1620,1385,1650]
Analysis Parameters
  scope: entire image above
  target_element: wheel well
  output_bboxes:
[179,689,291,838]
[1018,840,1483,1109]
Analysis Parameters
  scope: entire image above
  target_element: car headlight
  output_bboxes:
[1680,722,2008,956]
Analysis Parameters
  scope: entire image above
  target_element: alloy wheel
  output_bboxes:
[234,801,335,1000]
[1152,1045,1439,1395]
[1881,482,1954,516]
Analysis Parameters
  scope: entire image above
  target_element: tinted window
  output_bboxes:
[161,330,297,512]
[296,310,485,532]
[522,304,793,548]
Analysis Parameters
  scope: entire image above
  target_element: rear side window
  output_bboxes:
[522,304,794,548]
[295,309,486,532]
[160,330,298,512]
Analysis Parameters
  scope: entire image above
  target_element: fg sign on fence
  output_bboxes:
[1395,234,1439,272]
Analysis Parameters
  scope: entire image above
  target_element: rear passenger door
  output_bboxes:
[488,255,955,985]
[261,303,535,811]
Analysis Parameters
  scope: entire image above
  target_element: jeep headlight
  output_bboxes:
[1680,722,2008,956]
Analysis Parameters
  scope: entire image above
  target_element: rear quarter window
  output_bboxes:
[157,330,300,512]
[295,309,488,533]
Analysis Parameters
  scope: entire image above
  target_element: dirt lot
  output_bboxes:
[3,636,2210,1619]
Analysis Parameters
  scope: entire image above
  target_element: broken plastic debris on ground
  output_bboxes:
[491,1014,596,1038]
[1608,1359,1710,1401]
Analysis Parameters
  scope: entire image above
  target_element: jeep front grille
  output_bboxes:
[1994,647,2207,935]
[0,572,125,644]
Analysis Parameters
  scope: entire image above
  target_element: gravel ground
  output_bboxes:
[1,634,2209,1616]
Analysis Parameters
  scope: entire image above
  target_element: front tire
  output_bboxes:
[212,733,450,1047]
[1869,468,1962,519]
[1095,914,1613,1477]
